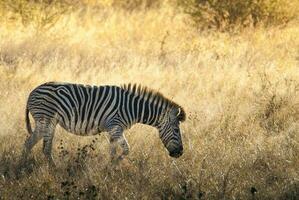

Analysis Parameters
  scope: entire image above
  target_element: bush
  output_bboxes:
[178,0,298,31]
[0,0,71,29]
[109,0,162,11]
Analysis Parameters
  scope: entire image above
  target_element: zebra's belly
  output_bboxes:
[58,117,104,136]
[55,106,117,135]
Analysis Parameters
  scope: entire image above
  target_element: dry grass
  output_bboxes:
[0,1,299,199]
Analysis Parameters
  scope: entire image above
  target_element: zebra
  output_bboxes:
[22,82,186,167]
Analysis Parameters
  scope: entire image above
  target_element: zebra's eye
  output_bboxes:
[172,119,179,125]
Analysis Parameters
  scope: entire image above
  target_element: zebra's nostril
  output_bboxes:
[176,146,183,153]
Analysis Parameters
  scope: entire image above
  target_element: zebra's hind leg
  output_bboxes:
[22,121,44,160]
[42,119,57,168]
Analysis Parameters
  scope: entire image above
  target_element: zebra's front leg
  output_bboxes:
[109,126,129,163]
[117,136,130,160]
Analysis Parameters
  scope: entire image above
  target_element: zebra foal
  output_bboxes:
[23,82,186,167]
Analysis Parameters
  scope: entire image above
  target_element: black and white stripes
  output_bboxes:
[23,82,186,166]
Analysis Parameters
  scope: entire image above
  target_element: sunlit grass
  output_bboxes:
[0,1,298,199]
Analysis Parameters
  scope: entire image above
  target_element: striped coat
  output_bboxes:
[23,82,186,166]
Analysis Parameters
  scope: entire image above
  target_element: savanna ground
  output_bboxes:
[0,0,299,199]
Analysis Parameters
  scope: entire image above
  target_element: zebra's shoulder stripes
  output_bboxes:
[121,83,186,122]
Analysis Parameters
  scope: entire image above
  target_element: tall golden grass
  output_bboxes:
[0,0,298,199]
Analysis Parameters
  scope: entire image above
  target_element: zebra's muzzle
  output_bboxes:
[169,146,183,158]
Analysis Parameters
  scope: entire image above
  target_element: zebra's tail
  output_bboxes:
[26,107,33,135]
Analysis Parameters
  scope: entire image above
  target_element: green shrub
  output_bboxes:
[178,0,298,30]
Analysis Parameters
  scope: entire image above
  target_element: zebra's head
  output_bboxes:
[157,106,186,158]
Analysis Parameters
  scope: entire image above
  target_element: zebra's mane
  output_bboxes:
[121,83,186,122]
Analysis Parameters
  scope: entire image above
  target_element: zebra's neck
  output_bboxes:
[117,87,168,129]
[135,94,167,128]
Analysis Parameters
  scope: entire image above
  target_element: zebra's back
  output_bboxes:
[27,82,122,135]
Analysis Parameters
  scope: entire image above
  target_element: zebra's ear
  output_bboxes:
[176,107,186,122]
[176,108,181,116]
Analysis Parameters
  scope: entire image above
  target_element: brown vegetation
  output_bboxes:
[0,0,298,199]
